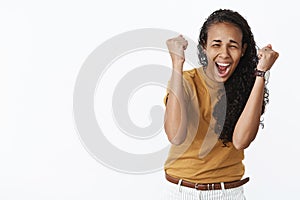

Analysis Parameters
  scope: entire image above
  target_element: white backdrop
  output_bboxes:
[1,0,299,199]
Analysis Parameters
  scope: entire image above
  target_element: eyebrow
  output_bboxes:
[212,39,240,44]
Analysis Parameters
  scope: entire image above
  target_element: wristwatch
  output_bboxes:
[255,69,270,84]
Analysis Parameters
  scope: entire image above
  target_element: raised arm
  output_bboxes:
[233,44,279,150]
[164,35,189,145]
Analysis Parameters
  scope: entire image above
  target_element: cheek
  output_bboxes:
[230,58,241,72]
[232,52,243,63]
[206,50,218,60]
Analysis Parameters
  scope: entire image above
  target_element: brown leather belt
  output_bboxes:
[165,173,249,190]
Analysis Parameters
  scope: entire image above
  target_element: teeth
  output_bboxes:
[217,63,230,67]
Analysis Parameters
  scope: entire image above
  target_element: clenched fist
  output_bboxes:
[257,44,279,71]
[166,35,188,66]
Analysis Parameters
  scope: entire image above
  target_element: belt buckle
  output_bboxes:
[195,183,215,190]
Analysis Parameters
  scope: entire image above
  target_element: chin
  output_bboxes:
[214,68,232,82]
[216,77,229,83]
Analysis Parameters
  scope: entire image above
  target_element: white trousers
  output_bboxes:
[163,179,246,200]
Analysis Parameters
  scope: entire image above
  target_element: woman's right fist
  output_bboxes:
[166,35,188,64]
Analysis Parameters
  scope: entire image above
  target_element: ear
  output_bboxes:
[241,43,247,56]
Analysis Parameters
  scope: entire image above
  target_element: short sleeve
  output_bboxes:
[163,71,193,106]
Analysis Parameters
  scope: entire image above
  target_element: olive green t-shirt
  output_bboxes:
[164,67,244,184]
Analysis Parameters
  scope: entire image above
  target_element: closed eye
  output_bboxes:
[212,44,221,47]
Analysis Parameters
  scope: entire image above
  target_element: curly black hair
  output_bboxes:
[197,9,269,144]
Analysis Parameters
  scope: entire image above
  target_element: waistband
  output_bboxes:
[165,173,249,190]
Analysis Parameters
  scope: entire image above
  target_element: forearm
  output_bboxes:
[164,65,188,145]
[232,77,265,149]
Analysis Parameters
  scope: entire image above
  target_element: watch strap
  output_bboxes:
[254,69,265,77]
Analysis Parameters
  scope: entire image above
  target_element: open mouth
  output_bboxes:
[215,62,230,77]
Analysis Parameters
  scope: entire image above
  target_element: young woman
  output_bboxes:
[163,9,279,199]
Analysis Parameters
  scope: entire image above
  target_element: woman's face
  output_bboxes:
[203,22,247,82]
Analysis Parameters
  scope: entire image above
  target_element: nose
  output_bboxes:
[218,46,230,58]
